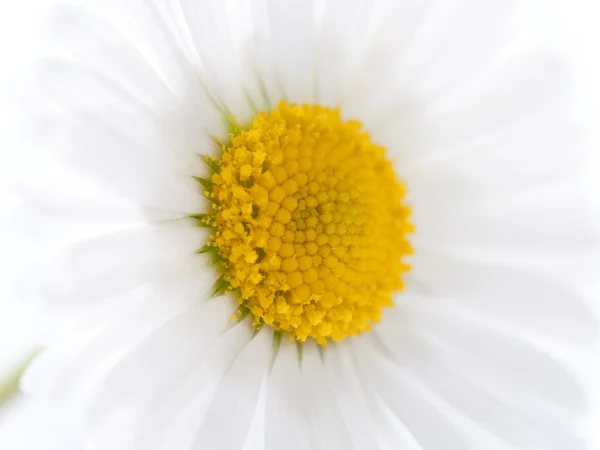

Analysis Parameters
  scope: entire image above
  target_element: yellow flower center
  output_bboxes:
[200,101,412,345]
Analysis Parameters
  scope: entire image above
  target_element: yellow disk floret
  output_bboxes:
[204,101,412,344]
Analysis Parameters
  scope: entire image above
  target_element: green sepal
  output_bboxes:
[226,118,238,137]
[295,340,304,364]
[242,88,259,114]
[236,302,250,322]
[189,214,215,228]
[272,330,283,353]
[252,322,263,338]
[211,275,230,297]
[201,154,221,173]
[196,244,226,264]
[196,243,212,254]
[193,176,213,188]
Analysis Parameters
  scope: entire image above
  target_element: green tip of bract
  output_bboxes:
[211,275,230,297]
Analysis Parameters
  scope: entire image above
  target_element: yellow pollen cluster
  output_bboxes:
[203,102,412,344]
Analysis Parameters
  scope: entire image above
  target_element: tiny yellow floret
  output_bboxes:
[204,102,412,345]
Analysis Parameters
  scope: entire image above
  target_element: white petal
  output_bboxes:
[242,377,267,450]
[353,338,476,449]
[28,4,224,214]
[131,318,254,450]
[9,156,145,226]
[373,55,568,165]
[381,303,586,420]
[340,0,432,110]
[301,341,353,450]
[345,0,520,133]
[220,0,283,111]
[325,344,380,449]
[265,339,310,450]
[21,274,225,407]
[373,402,422,450]
[377,316,588,448]
[409,186,598,267]
[47,1,217,103]
[0,396,83,450]
[263,0,318,104]
[192,328,273,449]
[86,298,232,434]
[406,116,583,196]
[39,4,175,111]
[30,59,213,215]
[33,224,208,310]
[405,251,597,350]
[315,0,382,106]
[265,340,355,450]
[173,0,255,123]
[396,0,519,103]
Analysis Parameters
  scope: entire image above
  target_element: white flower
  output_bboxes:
[9,0,599,449]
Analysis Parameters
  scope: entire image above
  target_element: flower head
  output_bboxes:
[202,102,412,343]
[9,0,598,449]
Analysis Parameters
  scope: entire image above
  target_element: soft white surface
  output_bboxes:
[0,396,82,450]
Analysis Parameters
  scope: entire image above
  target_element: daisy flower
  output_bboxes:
[7,0,599,448]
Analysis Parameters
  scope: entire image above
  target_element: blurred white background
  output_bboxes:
[0,0,599,448]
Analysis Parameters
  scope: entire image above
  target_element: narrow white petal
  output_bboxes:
[301,341,353,450]
[30,59,214,214]
[406,117,583,195]
[221,0,283,111]
[263,0,318,103]
[21,277,225,412]
[376,322,586,448]
[30,4,225,214]
[192,328,273,449]
[265,339,310,450]
[0,396,83,450]
[315,0,381,106]
[411,194,598,277]
[86,298,232,443]
[353,339,475,449]
[375,55,568,164]
[405,251,597,349]
[57,0,219,102]
[325,344,381,449]
[131,318,254,450]
[34,224,208,310]
[242,377,267,450]
[267,340,355,450]
[40,4,177,110]
[396,0,519,102]
[373,402,422,450]
[341,0,432,112]
[382,303,586,420]
[173,0,255,123]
